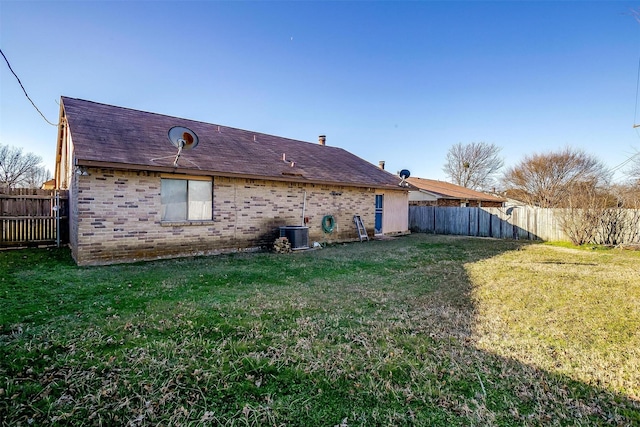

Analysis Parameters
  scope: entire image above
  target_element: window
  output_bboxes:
[161,178,212,221]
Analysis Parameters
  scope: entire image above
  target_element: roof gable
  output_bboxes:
[406,177,504,202]
[61,97,403,189]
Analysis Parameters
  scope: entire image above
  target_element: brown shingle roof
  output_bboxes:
[62,97,404,189]
[406,177,505,202]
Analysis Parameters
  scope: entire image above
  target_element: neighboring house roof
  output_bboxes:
[406,177,505,202]
[60,97,405,190]
[41,179,56,190]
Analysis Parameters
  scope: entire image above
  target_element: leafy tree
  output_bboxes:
[502,147,610,208]
[443,142,504,191]
[0,143,46,189]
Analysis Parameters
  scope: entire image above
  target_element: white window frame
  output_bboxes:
[160,175,213,222]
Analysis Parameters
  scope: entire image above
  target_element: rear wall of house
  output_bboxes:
[379,190,409,235]
[72,168,408,265]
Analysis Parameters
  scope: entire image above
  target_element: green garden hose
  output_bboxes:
[321,215,336,233]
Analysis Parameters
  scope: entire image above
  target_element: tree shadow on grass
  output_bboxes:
[389,234,640,426]
[293,234,640,425]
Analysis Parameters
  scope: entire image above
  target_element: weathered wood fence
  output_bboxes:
[409,206,640,242]
[0,189,69,247]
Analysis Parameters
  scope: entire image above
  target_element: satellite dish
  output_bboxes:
[398,169,411,187]
[168,126,199,150]
[167,126,199,167]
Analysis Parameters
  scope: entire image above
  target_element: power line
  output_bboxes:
[610,150,640,173]
[626,12,640,175]
[632,9,640,130]
[634,49,640,127]
[0,48,58,127]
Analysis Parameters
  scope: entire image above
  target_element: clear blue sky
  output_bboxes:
[2,1,640,183]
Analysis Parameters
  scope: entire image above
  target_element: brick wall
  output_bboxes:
[72,168,388,265]
[479,201,504,208]
[409,200,437,207]
[436,199,463,207]
[69,174,79,261]
[409,199,503,208]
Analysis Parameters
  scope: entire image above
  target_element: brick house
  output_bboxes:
[407,177,505,207]
[54,97,410,265]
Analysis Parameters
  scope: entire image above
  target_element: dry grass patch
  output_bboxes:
[468,243,640,400]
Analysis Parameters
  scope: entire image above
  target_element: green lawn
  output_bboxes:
[1,235,639,426]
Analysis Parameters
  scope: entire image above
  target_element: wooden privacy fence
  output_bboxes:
[0,189,69,247]
[410,206,572,242]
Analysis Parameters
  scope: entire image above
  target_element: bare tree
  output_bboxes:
[0,143,45,189]
[502,147,610,208]
[442,142,504,191]
[600,183,640,245]
[504,148,639,246]
[625,152,640,185]
[558,184,640,246]
[23,166,52,189]
[611,183,640,209]
[596,208,640,245]
[557,181,613,245]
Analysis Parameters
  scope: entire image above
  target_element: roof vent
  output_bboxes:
[319,135,326,146]
[379,161,385,170]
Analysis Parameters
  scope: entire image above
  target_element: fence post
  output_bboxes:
[55,190,61,248]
